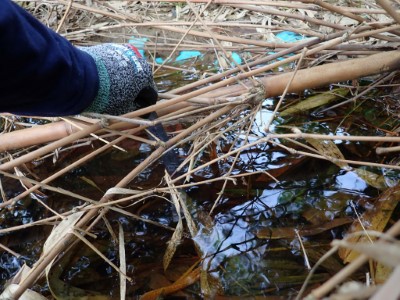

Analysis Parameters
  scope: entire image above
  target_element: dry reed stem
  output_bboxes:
[0,122,103,171]
[377,0,400,25]
[209,101,262,215]
[12,105,234,298]
[55,0,73,33]
[232,4,398,42]
[301,0,400,36]
[153,0,213,74]
[122,0,399,14]
[0,126,146,208]
[264,47,307,131]
[172,132,400,185]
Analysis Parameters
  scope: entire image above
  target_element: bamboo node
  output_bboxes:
[247,79,266,104]
[100,117,109,128]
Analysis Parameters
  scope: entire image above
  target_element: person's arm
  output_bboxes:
[0,0,157,117]
[0,0,98,116]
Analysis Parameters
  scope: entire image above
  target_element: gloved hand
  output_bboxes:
[79,44,157,115]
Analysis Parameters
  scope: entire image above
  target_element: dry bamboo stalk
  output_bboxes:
[12,105,234,299]
[0,120,80,152]
[0,122,103,171]
[202,50,400,99]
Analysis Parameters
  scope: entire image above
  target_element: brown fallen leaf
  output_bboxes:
[140,267,200,300]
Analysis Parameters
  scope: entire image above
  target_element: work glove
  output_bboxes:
[79,44,157,115]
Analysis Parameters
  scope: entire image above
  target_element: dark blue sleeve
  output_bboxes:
[0,0,99,116]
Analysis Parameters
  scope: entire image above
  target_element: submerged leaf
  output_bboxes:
[280,88,349,116]
[306,138,348,169]
[256,217,352,239]
[306,137,389,190]
[79,176,104,193]
[353,168,388,190]
[339,184,400,263]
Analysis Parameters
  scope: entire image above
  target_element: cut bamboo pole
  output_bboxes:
[0,119,82,152]
[0,122,103,171]
[202,50,400,99]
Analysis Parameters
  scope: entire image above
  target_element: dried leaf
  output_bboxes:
[79,176,104,193]
[306,138,348,169]
[43,211,85,255]
[163,217,183,271]
[14,167,46,198]
[353,168,388,190]
[371,266,400,299]
[140,267,200,300]
[163,172,184,271]
[306,136,388,190]
[0,284,48,300]
[42,211,93,299]
[178,191,198,238]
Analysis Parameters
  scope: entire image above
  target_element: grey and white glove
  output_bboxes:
[79,43,157,115]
